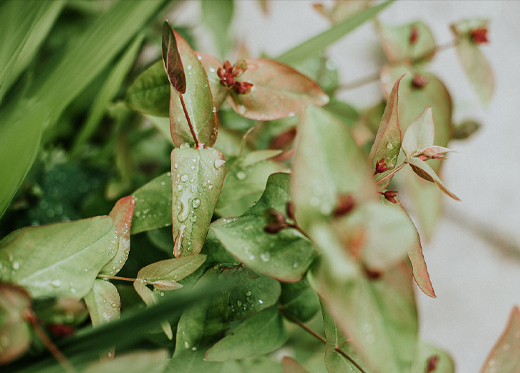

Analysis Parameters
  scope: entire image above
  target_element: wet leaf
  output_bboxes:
[83,349,169,373]
[169,269,229,372]
[126,61,170,117]
[195,52,228,109]
[171,147,225,257]
[137,255,207,283]
[227,58,329,121]
[481,306,520,373]
[0,284,31,365]
[376,21,436,63]
[205,304,288,361]
[0,217,117,299]
[410,342,455,373]
[100,196,135,275]
[169,30,218,147]
[228,269,281,321]
[211,173,316,282]
[282,356,310,373]
[84,279,120,327]
[291,105,376,232]
[368,75,403,187]
[406,157,459,201]
[131,172,172,234]
[162,21,186,94]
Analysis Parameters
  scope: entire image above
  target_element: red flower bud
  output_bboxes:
[233,81,254,94]
[410,26,419,44]
[470,28,488,44]
[49,323,76,338]
[232,60,248,77]
[426,355,439,372]
[411,74,428,89]
[380,190,398,204]
[223,60,233,73]
[375,159,392,174]
[334,194,356,217]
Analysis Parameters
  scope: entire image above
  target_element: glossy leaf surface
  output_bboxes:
[377,21,436,63]
[227,58,328,121]
[195,52,229,109]
[171,147,226,257]
[126,61,170,117]
[137,255,206,283]
[481,306,520,373]
[0,217,117,299]
[169,30,218,147]
[84,279,120,327]
[205,305,288,361]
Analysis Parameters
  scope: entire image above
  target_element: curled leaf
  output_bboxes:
[406,157,459,201]
[162,21,186,94]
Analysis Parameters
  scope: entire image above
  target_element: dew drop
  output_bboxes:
[260,252,271,262]
[187,65,192,70]
[238,105,246,114]
[177,202,190,222]
[288,112,295,117]
[208,184,214,190]
[258,299,263,304]
[386,142,394,149]
[177,184,183,191]
[237,300,242,306]
[209,67,215,73]
[236,171,246,180]
[180,143,190,149]
[191,347,197,351]
[193,199,201,208]
[214,159,226,169]
[212,107,217,113]
[51,279,61,287]
[197,55,202,60]
[12,262,19,270]
[246,291,251,296]
[292,262,299,268]
[184,341,189,348]
[174,163,179,169]
[181,174,189,182]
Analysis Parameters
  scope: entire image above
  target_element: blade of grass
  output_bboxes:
[276,0,395,66]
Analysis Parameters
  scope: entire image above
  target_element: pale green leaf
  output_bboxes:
[0,216,117,299]
[205,305,288,361]
[84,279,120,327]
[410,342,455,373]
[402,106,434,157]
[171,147,225,257]
[83,349,169,373]
[137,255,207,283]
[406,157,459,201]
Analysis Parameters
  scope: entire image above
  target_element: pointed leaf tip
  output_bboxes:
[162,21,186,94]
[406,157,460,201]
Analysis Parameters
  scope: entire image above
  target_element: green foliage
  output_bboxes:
[0,1,506,372]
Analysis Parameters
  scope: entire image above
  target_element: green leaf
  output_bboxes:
[227,59,329,120]
[282,357,310,373]
[276,0,395,66]
[100,196,135,275]
[205,304,288,361]
[84,279,120,327]
[131,172,172,234]
[0,284,31,365]
[402,106,435,157]
[309,261,417,373]
[133,280,173,340]
[72,34,145,154]
[137,255,207,283]
[376,21,436,63]
[126,61,170,117]
[169,30,218,147]
[279,277,320,323]
[201,0,234,58]
[0,0,166,219]
[211,173,316,282]
[410,342,455,373]
[368,75,403,188]
[169,269,230,373]
[162,21,186,94]
[83,350,169,373]
[0,216,117,299]
[195,52,229,110]
[291,105,376,232]
[171,147,226,257]
[228,269,281,321]
[216,154,288,217]
[406,157,459,201]
[481,306,520,373]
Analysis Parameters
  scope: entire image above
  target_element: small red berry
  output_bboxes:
[470,28,488,44]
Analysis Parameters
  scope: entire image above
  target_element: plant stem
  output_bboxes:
[375,162,406,186]
[179,94,201,149]
[279,308,366,373]
[97,274,137,282]
[287,222,312,241]
[25,312,76,373]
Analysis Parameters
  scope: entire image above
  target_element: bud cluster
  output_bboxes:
[218,60,254,94]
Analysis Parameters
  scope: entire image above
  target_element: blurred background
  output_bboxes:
[170,1,520,371]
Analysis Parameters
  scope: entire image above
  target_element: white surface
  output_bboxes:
[173,1,520,371]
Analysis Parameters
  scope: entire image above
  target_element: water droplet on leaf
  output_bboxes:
[236,171,246,180]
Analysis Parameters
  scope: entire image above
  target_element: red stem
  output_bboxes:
[179,94,201,149]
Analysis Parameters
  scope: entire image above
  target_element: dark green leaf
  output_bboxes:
[205,305,288,361]
[276,0,395,66]
[126,61,170,118]
[0,217,117,299]
[162,21,186,94]
[169,30,218,147]
[227,59,329,120]
[84,279,120,327]
[0,284,31,365]
[171,147,226,257]
[279,277,320,323]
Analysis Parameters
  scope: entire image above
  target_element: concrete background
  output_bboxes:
[173,1,520,371]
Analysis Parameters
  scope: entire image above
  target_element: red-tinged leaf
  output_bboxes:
[100,196,135,275]
[421,146,456,158]
[162,21,186,94]
[402,106,434,157]
[227,58,329,121]
[410,342,455,372]
[454,38,494,107]
[195,51,228,109]
[171,148,225,257]
[282,356,310,373]
[406,157,460,201]
[169,31,218,147]
[381,196,435,297]
[369,75,403,187]
[0,284,31,365]
[376,21,436,63]
[481,306,520,373]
